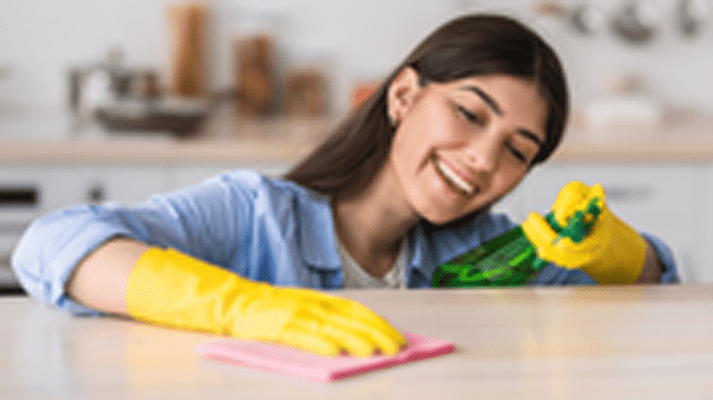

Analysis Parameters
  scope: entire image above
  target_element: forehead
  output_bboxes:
[443,74,544,104]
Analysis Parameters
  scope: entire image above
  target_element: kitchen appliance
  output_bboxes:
[94,97,210,137]
[69,51,211,137]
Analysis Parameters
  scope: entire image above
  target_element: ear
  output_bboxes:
[386,67,424,125]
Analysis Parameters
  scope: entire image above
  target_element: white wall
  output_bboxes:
[1,0,712,116]
[0,0,169,110]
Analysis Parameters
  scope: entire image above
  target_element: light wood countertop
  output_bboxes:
[1,105,713,165]
[0,112,340,165]
[2,284,713,398]
[549,111,713,162]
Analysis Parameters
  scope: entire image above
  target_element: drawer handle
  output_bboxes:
[87,184,106,203]
[602,186,654,201]
[0,186,39,208]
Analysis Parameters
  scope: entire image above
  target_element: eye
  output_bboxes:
[455,105,482,125]
[505,142,528,163]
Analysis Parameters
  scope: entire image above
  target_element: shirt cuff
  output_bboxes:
[641,232,680,284]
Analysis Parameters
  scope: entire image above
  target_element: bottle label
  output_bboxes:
[431,227,540,288]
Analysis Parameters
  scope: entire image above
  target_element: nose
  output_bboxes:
[465,134,499,179]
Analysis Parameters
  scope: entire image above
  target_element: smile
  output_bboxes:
[434,157,478,196]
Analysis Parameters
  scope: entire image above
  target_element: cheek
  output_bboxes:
[395,104,460,161]
[421,102,461,143]
[484,167,529,205]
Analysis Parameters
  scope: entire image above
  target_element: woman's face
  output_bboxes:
[387,70,548,225]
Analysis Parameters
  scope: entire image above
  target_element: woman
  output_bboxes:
[12,14,678,357]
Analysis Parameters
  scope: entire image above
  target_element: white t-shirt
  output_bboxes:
[337,239,408,289]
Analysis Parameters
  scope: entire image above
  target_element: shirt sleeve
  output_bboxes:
[11,171,258,315]
[640,232,680,284]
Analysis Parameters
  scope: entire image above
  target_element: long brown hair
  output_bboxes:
[284,14,568,200]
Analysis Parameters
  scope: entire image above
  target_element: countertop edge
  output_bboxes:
[5,140,713,164]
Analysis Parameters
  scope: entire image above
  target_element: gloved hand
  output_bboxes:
[521,181,647,284]
[126,247,406,357]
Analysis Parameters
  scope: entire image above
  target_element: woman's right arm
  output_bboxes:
[13,171,407,356]
[12,171,254,315]
[65,236,150,317]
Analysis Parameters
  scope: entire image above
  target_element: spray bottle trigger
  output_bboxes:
[544,197,603,244]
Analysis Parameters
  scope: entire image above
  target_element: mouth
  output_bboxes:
[433,156,479,196]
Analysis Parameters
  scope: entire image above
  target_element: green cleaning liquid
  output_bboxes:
[431,197,602,288]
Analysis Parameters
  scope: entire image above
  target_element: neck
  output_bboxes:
[333,164,418,278]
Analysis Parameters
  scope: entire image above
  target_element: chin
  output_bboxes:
[422,215,456,226]
[421,209,475,227]
[421,203,495,229]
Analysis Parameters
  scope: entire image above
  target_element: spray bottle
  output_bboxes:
[431,196,603,288]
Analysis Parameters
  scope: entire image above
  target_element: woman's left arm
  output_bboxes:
[522,181,680,285]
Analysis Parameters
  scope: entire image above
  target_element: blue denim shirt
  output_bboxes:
[12,170,679,315]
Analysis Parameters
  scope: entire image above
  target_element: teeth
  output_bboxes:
[434,158,475,195]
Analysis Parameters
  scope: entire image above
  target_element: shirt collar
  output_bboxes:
[407,223,438,284]
[407,211,492,285]
[294,184,491,278]
[295,188,428,276]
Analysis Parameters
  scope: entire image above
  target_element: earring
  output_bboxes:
[388,114,400,131]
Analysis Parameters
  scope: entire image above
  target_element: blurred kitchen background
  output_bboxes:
[1,0,712,291]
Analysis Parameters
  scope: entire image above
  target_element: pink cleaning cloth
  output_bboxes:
[195,332,455,382]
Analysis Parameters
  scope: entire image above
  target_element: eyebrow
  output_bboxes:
[516,128,543,146]
[459,85,502,116]
[458,84,544,147]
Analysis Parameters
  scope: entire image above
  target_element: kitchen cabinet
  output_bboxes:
[0,165,168,210]
[0,160,707,286]
[167,162,291,190]
[696,166,713,283]
[0,162,294,289]
[177,160,713,285]
[42,165,168,207]
[170,161,702,283]
[0,164,168,289]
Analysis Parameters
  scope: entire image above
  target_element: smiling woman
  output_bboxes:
[384,72,548,225]
[285,14,568,196]
[285,14,571,284]
[11,14,679,359]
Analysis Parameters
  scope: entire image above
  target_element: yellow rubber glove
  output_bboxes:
[126,247,406,357]
[521,181,647,284]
